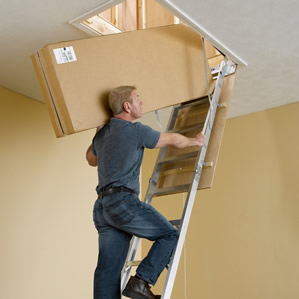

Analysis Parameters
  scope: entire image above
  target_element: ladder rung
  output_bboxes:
[126,260,141,267]
[168,123,204,134]
[176,97,209,110]
[157,151,199,165]
[176,107,209,121]
[160,166,194,177]
[150,184,190,197]
[169,219,181,228]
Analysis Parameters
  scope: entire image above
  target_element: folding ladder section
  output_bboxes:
[121,60,236,298]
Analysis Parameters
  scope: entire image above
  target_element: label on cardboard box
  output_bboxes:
[53,46,77,64]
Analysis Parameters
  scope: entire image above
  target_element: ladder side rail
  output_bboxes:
[161,180,199,299]
[121,104,182,294]
[121,236,141,291]
[166,104,181,131]
[161,61,227,299]
[202,60,226,135]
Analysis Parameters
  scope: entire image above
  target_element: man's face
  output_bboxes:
[130,90,143,119]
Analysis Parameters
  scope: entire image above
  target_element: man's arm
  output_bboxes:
[155,131,206,149]
[86,144,97,167]
[86,126,103,167]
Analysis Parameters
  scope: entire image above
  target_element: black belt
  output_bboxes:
[98,186,136,198]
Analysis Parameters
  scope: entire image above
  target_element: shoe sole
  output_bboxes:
[122,289,147,299]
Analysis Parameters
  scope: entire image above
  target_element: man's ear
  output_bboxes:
[123,101,131,113]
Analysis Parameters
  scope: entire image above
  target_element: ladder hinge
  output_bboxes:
[217,103,227,108]
[203,161,214,168]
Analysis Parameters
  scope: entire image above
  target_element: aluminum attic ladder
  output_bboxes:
[121,58,234,298]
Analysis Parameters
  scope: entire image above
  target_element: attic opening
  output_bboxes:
[69,0,224,77]
[81,0,180,34]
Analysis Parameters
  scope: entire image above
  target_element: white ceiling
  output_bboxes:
[1,0,298,127]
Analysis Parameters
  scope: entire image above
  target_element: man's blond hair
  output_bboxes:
[108,86,136,115]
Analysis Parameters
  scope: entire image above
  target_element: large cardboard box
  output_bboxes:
[32,24,215,137]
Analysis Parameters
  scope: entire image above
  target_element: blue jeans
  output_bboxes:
[93,192,178,299]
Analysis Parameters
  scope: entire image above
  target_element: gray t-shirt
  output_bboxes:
[92,118,160,195]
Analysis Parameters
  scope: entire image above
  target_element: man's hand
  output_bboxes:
[194,131,206,147]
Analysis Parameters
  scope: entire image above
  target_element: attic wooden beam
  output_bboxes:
[137,0,143,30]
[111,6,117,26]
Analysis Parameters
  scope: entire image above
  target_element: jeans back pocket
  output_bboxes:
[106,199,135,226]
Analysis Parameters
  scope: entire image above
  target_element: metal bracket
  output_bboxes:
[203,161,214,168]
[223,60,237,76]
[212,60,236,79]
[217,103,227,108]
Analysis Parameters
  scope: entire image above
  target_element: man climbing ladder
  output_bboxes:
[86,85,206,299]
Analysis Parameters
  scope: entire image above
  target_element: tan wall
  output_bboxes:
[2,85,299,299]
[142,102,299,298]
[0,87,98,299]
